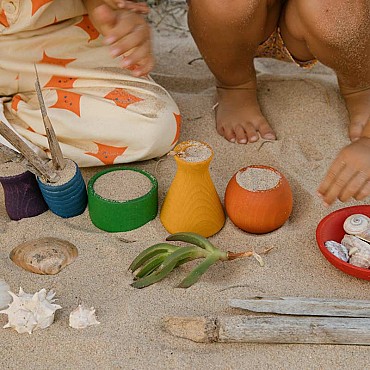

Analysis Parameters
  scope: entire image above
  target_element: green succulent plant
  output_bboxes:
[129,232,269,289]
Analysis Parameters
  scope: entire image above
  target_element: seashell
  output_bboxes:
[0,288,61,334]
[0,279,12,310]
[341,234,370,269]
[69,304,100,329]
[343,214,370,243]
[324,240,349,262]
[10,237,78,275]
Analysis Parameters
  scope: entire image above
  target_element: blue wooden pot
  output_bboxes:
[37,160,87,218]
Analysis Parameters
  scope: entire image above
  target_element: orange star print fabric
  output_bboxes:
[0,0,180,167]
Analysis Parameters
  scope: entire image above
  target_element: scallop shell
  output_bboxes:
[10,237,78,275]
[0,279,12,310]
[324,240,349,262]
[69,304,100,329]
[0,288,61,334]
[343,214,370,243]
[341,234,370,269]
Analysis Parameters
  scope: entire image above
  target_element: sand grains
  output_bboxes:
[93,170,152,202]
[236,167,281,191]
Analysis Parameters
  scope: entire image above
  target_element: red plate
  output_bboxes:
[316,205,370,280]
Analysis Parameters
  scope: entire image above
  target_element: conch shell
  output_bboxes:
[10,237,78,275]
[69,304,100,329]
[341,234,370,269]
[343,214,370,243]
[0,279,11,310]
[0,288,61,334]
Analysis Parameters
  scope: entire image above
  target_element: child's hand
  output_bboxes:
[102,0,150,14]
[318,137,370,205]
[90,4,154,77]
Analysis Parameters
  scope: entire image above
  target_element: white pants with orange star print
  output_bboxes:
[0,0,181,167]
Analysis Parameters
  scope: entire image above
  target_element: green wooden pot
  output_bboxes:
[87,167,158,232]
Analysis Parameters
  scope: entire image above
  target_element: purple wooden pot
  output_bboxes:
[0,170,48,221]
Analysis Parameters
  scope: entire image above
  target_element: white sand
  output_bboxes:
[1,17,370,370]
[93,170,153,201]
[236,167,281,191]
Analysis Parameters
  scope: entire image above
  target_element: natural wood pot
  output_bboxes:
[160,141,225,237]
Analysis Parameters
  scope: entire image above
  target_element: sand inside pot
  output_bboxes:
[39,158,77,186]
[0,162,27,177]
[93,170,153,202]
[178,141,212,163]
[236,167,281,191]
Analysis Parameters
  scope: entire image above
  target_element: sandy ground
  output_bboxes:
[1,21,370,370]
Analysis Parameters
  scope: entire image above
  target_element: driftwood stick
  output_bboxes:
[0,142,23,162]
[34,64,65,170]
[0,143,46,178]
[229,297,370,318]
[0,121,59,182]
[163,315,370,345]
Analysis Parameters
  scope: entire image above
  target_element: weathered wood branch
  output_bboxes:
[229,296,370,318]
[0,142,23,162]
[163,315,370,345]
[0,121,59,182]
[34,64,65,170]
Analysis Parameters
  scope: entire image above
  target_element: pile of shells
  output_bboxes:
[325,214,370,269]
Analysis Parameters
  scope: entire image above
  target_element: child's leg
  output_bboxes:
[187,0,282,143]
[281,0,370,141]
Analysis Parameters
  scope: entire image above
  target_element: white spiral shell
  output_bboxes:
[0,288,61,334]
[343,214,370,243]
[0,279,11,310]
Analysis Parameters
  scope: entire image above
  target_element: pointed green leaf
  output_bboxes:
[178,253,221,288]
[166,232,217,253]
[129,243,178,272]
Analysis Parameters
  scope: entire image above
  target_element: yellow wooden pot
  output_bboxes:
[160,141,225,237]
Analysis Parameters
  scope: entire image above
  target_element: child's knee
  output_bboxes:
[188,0,265,23]
[295,0,369,45]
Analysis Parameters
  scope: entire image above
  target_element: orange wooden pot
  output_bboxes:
[160,141,225,237]
[225,165,293,234]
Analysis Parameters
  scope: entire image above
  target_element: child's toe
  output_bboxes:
[235,125,247,144]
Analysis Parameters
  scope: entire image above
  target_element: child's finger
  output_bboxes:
[104,0,150,14]
[92,4,118,36]
[130,55,155,77]
[125,2,150,14]
[109,23,150,57]
[103,0,126,9]
[354,180,370,201]
[338,171,369,202]
[317,159,348,205]
[122,40,152,68]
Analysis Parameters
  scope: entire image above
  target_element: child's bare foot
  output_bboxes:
[341,86,370,141]
[215,81,276,144]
